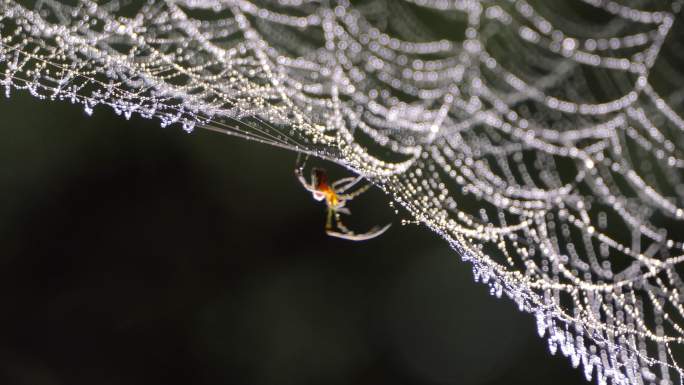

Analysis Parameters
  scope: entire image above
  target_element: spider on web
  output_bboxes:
[295,155,391,241]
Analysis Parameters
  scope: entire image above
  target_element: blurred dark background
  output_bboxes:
[0,93,588,385]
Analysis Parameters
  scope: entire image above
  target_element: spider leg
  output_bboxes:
[337,182,372,200]
[334,212,351,233]
[326,224,392,241]
[295,152,308,169]
[325,206,335,232]
[354,223,392,240]
[325,212,392,241]
[325,212,354,240]
[332,176,364,193]
[295,153,316,193]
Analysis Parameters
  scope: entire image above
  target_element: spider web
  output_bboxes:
[2,0,684,383]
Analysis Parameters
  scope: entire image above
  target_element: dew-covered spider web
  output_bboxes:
[2,0,684,383]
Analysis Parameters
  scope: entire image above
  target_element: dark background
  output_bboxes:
[0,93,588,385]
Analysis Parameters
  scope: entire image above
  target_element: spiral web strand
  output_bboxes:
[2,0,684,383]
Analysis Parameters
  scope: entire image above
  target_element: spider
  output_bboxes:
[295,154,391,241]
